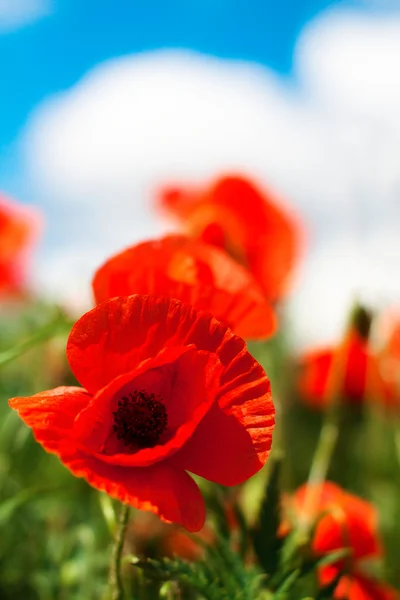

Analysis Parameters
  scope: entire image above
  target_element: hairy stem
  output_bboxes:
[109,503,130,600]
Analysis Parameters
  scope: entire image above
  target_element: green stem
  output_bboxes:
[296,407,339,542]
[306,414,339,490]
[295,321,355,544]
[108,503,130,600]
[0,311,73,368]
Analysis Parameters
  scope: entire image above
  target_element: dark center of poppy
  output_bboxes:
[112,391,168,449]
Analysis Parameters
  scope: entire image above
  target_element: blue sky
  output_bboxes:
[1,0,366,160]
[2,0,400,345]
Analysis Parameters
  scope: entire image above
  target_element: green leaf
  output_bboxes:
[252,454,283,576]
[206,535,255,600]
[272,568,301,598]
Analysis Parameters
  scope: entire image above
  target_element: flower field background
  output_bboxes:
[1,173,400,600]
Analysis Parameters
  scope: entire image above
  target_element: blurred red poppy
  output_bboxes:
[376,318,400,409]
[289,482,381,560]
[0,194,41,296]
[320,567,398,600]
[298,330,386,410]
[92,235,276,340]
[285,482,397,600]
[158,175,303,302]
[9,295,275,531]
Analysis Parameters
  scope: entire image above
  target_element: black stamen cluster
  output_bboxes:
[112,390,168,449]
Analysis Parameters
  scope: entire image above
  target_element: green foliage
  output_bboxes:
[133,535,261,600]
[1,303,400,599]
[0,303,109,600]
[271,568,302,599]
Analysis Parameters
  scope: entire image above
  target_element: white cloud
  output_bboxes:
[26,52,335,220]
[22,9,400,347]
[289,228,400,345]
[297,10,400,125]
[0,0,50,32]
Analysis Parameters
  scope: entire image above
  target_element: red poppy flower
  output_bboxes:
[158,174,303,302]
[284,482,397,600]
[298,330,386,410]
[9,295,275,532]
[289,482,381,561]
[0,194,41,296]
[92,235,276,340]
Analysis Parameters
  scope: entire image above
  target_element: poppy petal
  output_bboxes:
[91,235,276,340]
[0,193,41,295]
[158,175,303,301]
[320,567,399,600]
[170,355,274,485]
[293,482,381,561]
[209,176,302,301]
[72,346,223,467]
[343,576,399,600]
[298,332,381,409]
[159,186,198,219]
[8,386,91,453]
[72,346,191,449]
[61,453,206,532]
[298,348,333,408]
[66,294,247,393]
[9,387,206,531]
[67,295,275,484]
